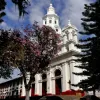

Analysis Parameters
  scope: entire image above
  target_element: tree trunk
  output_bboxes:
[93,89,95,96]
[25,89,30,100]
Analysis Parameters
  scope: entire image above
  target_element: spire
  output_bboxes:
[67,20,78,31]
[68,20,71,26]
[47,3,56,15]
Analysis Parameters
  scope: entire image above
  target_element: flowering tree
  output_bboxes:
[11,23,60,100]
[0,23,60,100]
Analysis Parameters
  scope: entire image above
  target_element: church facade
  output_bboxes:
[0,4,82,98]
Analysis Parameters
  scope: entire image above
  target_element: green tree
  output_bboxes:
[73,0,100,95]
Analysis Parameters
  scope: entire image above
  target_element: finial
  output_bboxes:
[50,3,52,6]
[47,3,55,15]
[68,20,71,26]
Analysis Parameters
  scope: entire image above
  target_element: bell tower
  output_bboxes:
[62,20,80,52]
[43,4,61,34]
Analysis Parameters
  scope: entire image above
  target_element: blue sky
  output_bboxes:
[0,0,93,83]
[1,0,93,30]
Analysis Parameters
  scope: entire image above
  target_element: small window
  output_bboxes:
[42,74,47,80]
[55,20,57,24]
[67,33,69,40]
[56,29,58,32]
[49,20,52,23]
[67,46,69,51]
[55,69,61,76]
[45,20,47,24]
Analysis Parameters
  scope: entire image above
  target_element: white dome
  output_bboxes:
[47,4,56,15]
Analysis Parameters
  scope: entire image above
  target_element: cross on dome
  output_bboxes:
[47,3,56,15]
[68,20,71,26]
[67,20,78,30]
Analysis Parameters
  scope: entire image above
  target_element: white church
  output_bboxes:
[0,4,83,98]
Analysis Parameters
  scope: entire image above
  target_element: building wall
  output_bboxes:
[0,59,81,98]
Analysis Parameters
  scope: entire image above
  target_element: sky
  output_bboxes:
[0,0,93,30]
[0,0,94,83]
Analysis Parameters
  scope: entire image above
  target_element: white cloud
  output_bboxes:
[0,0,92,82]
[6,6,24,22]
[59,0,91,30]
[29,0,91,32]
[29,0,50,25]
[0,22,13,30]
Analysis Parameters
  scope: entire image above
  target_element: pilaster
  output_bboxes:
[74,34,78,43]
[62,62,70,92]
[69,43,75,51]
[69,60,76,90]
[47,68,53,94]
[68,31,73,40]
[35,74,42,95]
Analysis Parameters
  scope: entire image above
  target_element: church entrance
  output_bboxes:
[31,77,35,96]
[31,84,35,96]
[55,69,62,95]
[42,74,47,95]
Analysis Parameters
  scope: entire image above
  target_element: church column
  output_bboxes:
[47,68,53,94]
[62,62,70,92]
[68,33,75,51]
[51,67,56,94]
[68,31,73,40]
[69,42,75,51]
[62,34,67,53]
[35,74,42,95]
[69,60,75,90]
[74,34,78,43]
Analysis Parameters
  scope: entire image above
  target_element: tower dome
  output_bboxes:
[42,3,61,34]
[47,4,56,15]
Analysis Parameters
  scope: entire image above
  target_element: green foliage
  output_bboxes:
[74,0,100,94]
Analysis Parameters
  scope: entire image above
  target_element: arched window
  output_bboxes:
[66,46,69,51]
[45,20,47,24]
[55,69,62,95]
[31,77,35,96]
[49,20,52,23]
[67,33,69,40]
[55,69,61,76]
[56,29,58,32]
[42,74,47,80]
[55,20,57,24]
